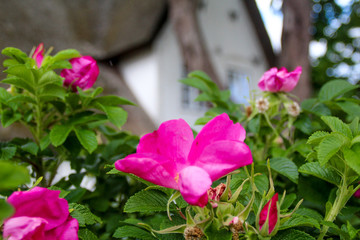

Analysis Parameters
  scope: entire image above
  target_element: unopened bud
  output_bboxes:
[255,98,269,113]
[184,226,204,240]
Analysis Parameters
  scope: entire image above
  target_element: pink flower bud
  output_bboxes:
[354,183,360,198]
[32,43,44,68]
[61,56,99,92]
[259,193,279,235]
[258,66,302,92]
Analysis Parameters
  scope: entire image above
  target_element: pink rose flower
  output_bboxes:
[258,66,302,92]
[3,187,78,240]
[32,43,44,68]
[259,193,279,235]
[115,113,253,207]
[61,56,99,92]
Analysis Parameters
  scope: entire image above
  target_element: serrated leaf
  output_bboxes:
[295,208,323,222]
[47,186,70,198]
[0,161,30,190]
[2,76,35,94]
[40,84,66,100]
[349,117,359,136]
[2,47,28,63]
[318,132,349,165]
[38,70,62,86]
[272,229,316,240]
[204,221,232,240]
[7,95,36,105]
[0,199,14,221]
[113,226,156,240]
[53,49,80,61]
[21,142,39,155]
[307,131,330,145]
[69,203,102,227]
[189,71,218,92]
[78,228,99,240]
[281,193,297,210]
[0,146,17,160]
[319,80,359,102]
[40,135,51,150]
[49,60,72,70]
[124,189,171,213]
[280,214,320,230]
[50,124,73,147]
[343,148,360,175]
[1,110,21,128]
[270,157,298,183]
[299,162,341,185]
[351,135,360,146]
[321,116,352,138]
[102,106,128,129]
[74,128,98,153]
[336,101,360,117]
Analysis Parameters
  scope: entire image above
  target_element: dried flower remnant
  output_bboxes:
[255,98,269,113]
[184,226,204,240]
[286,102,301,117]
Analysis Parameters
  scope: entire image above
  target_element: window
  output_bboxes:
[228,69,250,105]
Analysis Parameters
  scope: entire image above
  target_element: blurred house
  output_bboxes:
[0,0,274,136]
[118,0,275,127]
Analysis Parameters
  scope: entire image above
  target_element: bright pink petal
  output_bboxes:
[32,43,44,68]
[7,187,69,231]
[61,56,99,92]
[258,67,278,91]
[45,216,79,240]
[188,113,246,164]
[178,166,212,207]
[115,153,178,189]
[3,216,47,240]
[259,193,279,234]
[137,119,194,169]
[280,66,302,92]
[194,140,253,181]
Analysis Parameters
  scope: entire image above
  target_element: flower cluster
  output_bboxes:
[3,187,78,240]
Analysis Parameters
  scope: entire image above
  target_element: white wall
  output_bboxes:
[120,0,270,129]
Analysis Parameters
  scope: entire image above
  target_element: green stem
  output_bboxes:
[317,167,349,240]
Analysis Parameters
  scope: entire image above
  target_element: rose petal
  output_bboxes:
[258,67,278,91]
[7,187,69,231]
[32,43,44,68]
[3,216,47,240]
[280,66,302,92]
[194,140,253,181]
[45,216,79,240]
[137,119,194,169]
[188,113,246,164]
[178,166,212,207]
[115,153,178,189]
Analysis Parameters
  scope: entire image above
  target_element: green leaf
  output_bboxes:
[0,146,17,160]
[38,70,62,86]
[307,131,330,145]
[69,203,102,227]
[204,221,232,240]
[4,64,34,83]
[194,116,212,125]
[50,124,73,147]
[0,161,30,190]
[336,101,360,117]
[272,229,316,240]
[270,157,298,183]
[301,99,331,116]
[40,135,51,150]
[179,78,210,93]
[318,80,359,102]
[21,142,39,155]
[74,128,98,153]
[318,132,349,165]
[189,71,218,91]
[78,228,99,240]
[0,199,14,222]
[7,95,36,104]
[2,76,35,94]
[321,116,352,138]
[49,60,72,70]
[349,117,359,136]
[343,147,360,175]
[295,208,323,222]
[2,47,28,63]
[40,84,66,100]
[53,49,80,61]
[113,226,156,240]
[124,189,171,213]
[280,214,320,230]
[102,106,128,129]
[1,110,21,128]
[93,95,135,106]
[299,162,341,185]
[281,193,297,210]
[351,135,360,146]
